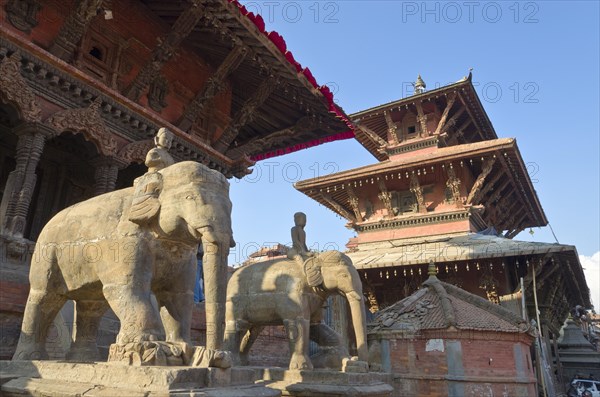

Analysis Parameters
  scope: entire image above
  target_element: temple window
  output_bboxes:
[89,46,103,61]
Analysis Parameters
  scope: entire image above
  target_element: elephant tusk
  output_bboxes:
[346,291,363,302]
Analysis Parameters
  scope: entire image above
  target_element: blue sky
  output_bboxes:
[229,1,600,283]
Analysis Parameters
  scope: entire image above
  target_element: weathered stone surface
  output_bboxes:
[0,361,281,396]
[224,250,368,371]
[250,367,393,397]
[12,158,234,362]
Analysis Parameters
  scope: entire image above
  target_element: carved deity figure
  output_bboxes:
[288,212,314,267]
[145,127,175,172]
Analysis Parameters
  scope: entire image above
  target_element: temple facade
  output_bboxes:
[0,0,352,360]
[295,75,592,392]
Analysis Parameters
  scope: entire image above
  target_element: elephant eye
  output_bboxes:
[186,195,194,200]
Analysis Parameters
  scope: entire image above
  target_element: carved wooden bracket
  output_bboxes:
[346,184,363,222]
[49,0,104,61]
[214,77,278,153]
[0,52,42,123]
[409,173,426,213]
[383,110,399,144]
[320,192,355,223]
[5,0,41,32]
[44,97,118,156]
[466,157,496,205]
[445,166,462,207]
[356,124,387,148]
[435,93,457,134]
[415,102,428,137]
[124,1,205,100]
[226,116,316,158]
[377,180,395,217]
[178,45,248,132]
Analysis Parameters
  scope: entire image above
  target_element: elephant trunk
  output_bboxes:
[202,233,231,350]
[347,293,368,362]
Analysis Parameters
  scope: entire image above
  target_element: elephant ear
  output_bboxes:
[304,257,323,287]
[128,172,162,224]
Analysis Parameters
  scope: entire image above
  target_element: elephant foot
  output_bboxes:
[189,347,233,369]
[116,331,159,344]
[13,346,49,361]
[341,357,369,373]
[108,341,187,366]
[289,354,313,371]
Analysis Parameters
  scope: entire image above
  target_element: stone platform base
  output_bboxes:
[249,367,393,396]
[0,361,280,396]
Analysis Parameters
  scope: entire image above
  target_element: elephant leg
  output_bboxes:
[239,325,264,366]
[13,289,66,360]
[284,317,312,370]
[202,240,229,350]
[310,323,346,350]
[223,316,250,366]
[156,291,193,344]
[102,284,162,344]
[67,300,108,362]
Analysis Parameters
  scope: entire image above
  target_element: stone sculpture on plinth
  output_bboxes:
[2,129,285,396]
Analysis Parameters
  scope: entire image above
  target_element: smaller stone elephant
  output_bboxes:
[224,250,368,371]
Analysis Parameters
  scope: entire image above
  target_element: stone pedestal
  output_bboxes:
[249,367,394,396]
[0,361,280,396]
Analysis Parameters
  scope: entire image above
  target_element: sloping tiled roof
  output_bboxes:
[367,267,535,335]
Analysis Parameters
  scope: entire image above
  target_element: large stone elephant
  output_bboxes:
[224,251,368,370]
[13,161,234,361]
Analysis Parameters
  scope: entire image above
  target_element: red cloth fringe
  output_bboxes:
[227,0,356,160]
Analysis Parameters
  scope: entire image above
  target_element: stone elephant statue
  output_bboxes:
[13,161,234,362]
[224,251,368,370]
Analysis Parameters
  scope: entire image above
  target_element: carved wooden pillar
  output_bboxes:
[92,156,126,196]
[0,123,53,237]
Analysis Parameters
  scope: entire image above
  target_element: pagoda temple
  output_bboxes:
[0,0,352,359]
[295,74,592,389]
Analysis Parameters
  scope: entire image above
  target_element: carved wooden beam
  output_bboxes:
[346,184,363,222]
[383,110,399,144]
[226,116,315,158]
[179,45,248,132]
[414,101,428,137]
[124,0,205,100]
[49,0,104,61]
[434,93,457,134]
[356,124,387,148]
[320,192,355,222]
[214,77,278,153]
[466,157,496,205]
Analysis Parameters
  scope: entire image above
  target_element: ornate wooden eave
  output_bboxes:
[294,138,547,232]
[350,76,497,160]
[139,0,352,160]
